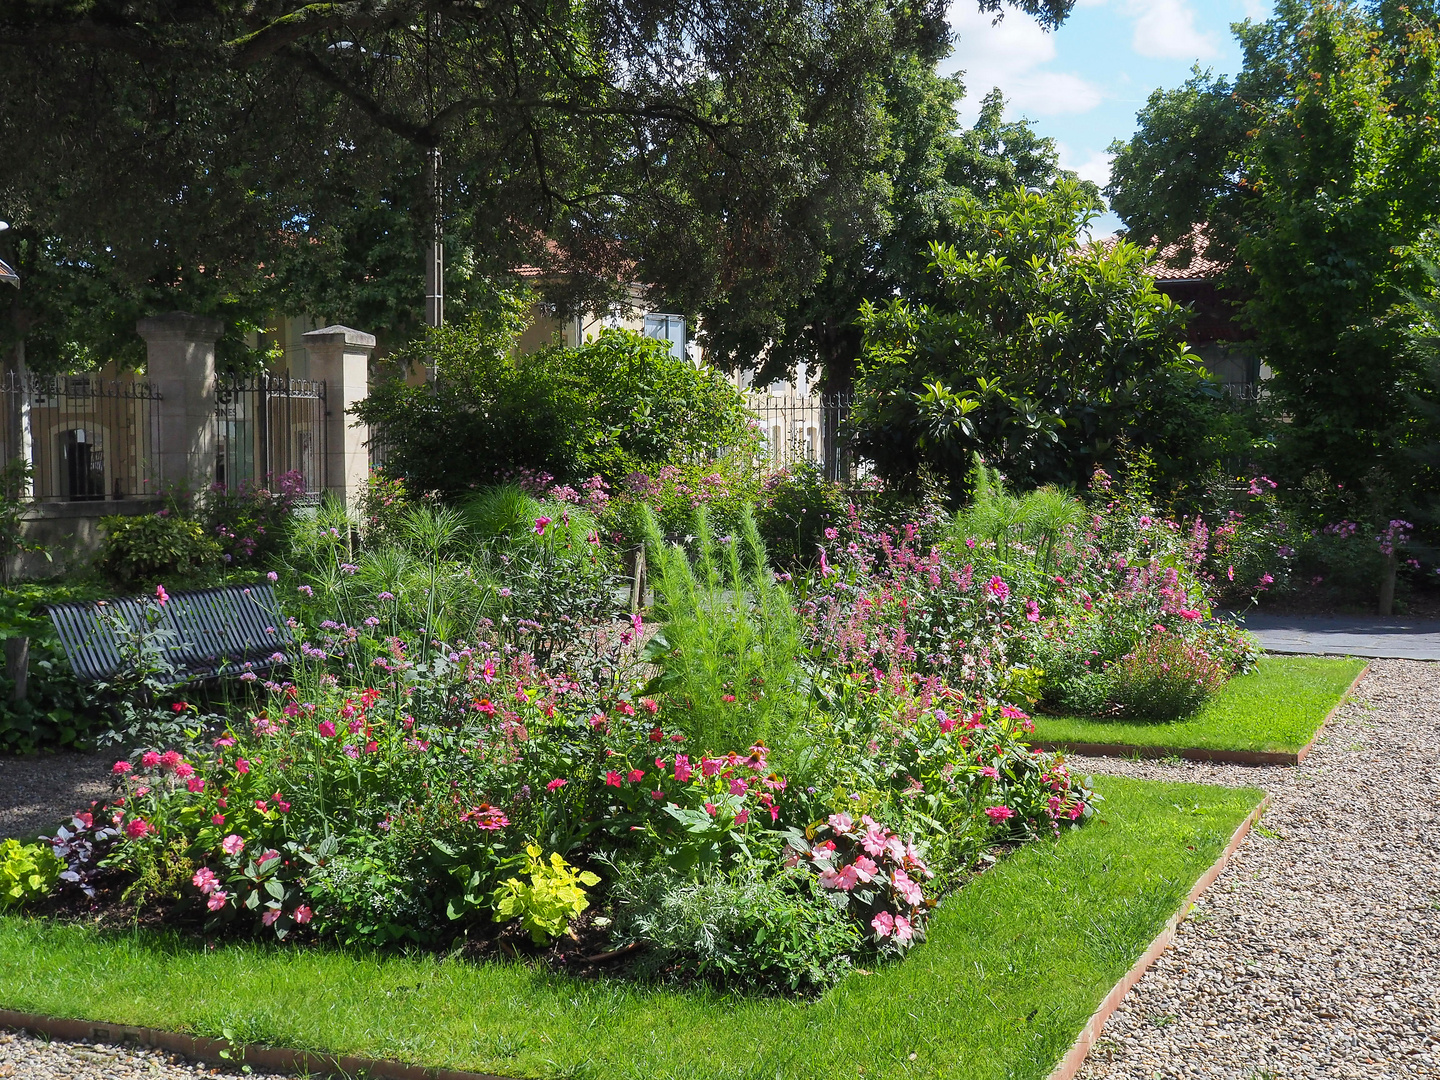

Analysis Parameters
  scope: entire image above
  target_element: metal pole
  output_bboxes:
[426,147,444,330]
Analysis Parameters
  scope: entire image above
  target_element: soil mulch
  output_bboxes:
[0,752,113,841]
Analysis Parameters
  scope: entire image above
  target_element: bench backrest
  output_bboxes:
[46,584,293,683]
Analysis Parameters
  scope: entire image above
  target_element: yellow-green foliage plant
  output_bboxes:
[0,839,62,908]
[492,844,601,944]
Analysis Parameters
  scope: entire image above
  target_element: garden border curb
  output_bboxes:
[1043,792,1272,1080]
[0,1009,519,1080]
[1032,660,1371,767]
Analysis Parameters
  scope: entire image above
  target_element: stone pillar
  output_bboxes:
[303,325,374,508]
[136,311,222,497]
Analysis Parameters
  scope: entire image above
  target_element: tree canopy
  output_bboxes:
[1106,0,1440,520]
[0,0,1078,371]
[850,182,1226,495]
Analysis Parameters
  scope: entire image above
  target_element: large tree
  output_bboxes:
[1107,0,1440,519]
[0,0,1078,371]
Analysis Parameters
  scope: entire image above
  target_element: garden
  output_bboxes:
[0,325,1376,1078]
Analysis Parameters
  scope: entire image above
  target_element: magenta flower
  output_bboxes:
[124,818,152,840]
[187,776,206,793]
[872,910,895,939]
[174,761,194,779]
[220,834,245,856]
[112,760,132,775]
[980,766,999,779]
[235,758,251,774]
[141,751,162,769]
[728,778,748,796]
[986,576,1010,602]
[985,806,1015,823]
[207,890,229,912]
[734,808,750,825]
[211,813,225,826]
[160,750,182,771]
[1025,599,1040,623]
[318,720,336,737]
[546,777,567,792]
[673,755,693,783]
[534,516,552,534]
[155,584,169,605]
[651,789,666,801]
[605,770,622,787]
[293,905,313,925]
[627,768,645,783]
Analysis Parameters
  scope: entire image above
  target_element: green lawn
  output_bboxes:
[1031,655,1365,756]
[0,776,1262,1080]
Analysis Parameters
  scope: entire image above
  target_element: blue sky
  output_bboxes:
[942,0,1273,234]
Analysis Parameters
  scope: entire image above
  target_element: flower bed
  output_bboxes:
[0,777,1264,1080]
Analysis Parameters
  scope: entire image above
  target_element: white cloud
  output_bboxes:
[946,5,1104,121]
[1057,143,1112,190]
[1126,0,1219,59]
[1240,0,1271,21]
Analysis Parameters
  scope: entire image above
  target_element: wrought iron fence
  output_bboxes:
[214,373,327,496]
[747,393,869,483]
[0,371,163,501]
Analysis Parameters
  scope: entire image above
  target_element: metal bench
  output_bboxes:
[45,583,292,683]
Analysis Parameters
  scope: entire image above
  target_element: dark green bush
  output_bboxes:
[755,460,849,572]
[357,300,757,496]
[96,513,223,589]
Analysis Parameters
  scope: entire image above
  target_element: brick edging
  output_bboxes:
[1043,793,1272,1080]
[1035,659,1371,767]
[0,1010,519,1080]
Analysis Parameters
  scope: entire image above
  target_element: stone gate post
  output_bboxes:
[136,311,222,497]
[303,325,374,509]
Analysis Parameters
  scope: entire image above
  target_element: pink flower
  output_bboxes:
[704,803,717,816]
[827,812,854,833]
[255,799,269,813]
[207,890,229,912]
[640,697,659,715]
[853,855,879,882]
[140,751,162,769]
[160,750,182,771]
[936,710,956,733]
[673,755,693,783]
[651,790,666,801]
[293,905,312,925]
[980,766,999,779]
[700,757,723,778]
[192,867,218,894]
[728,778,748,796]
[1000,706,1029,721]
[546,778,567,792]
[894,915,913,944]
[871,910,895,939]
[112,760,133,775]
[211,813,226,826]
[605,770,623,787]
[862,823,888,856]
[986,576,1010,602]
[985,806,1015,823]
[534,516,552,534]
[1179,609,1202,621]
[892,868,923,906]
[625,768,644,783]
[221,834,245,856]
[174,761,194,779]
[734,809,750,825]
[124,818,152,840]
[155,584,169,605]
[235,758,251,774]
[1025,599,1040,623]
[187,776,206,793]
[318,720,336,737]
[261,909,282,927]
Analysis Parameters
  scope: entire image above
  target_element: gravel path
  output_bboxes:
[1078,657,1440,1079]
[0,1030,289,1080]
[0,752,112,841]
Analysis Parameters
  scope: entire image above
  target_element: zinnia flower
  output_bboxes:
[141,751,161,769]
[111,760,132,775]
[124,818,152,840]
[546,777,567,792]
[985,805,1015,823]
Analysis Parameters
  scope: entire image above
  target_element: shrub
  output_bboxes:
[1105,632,1228,721]
[609,856,864,993]
[357,307,757,495]
[491,844,600,944]
[755,460,849,572]
[198,471,305,568]
[96,513,222,589]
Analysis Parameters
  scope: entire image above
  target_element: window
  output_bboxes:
[643,313,686,361]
